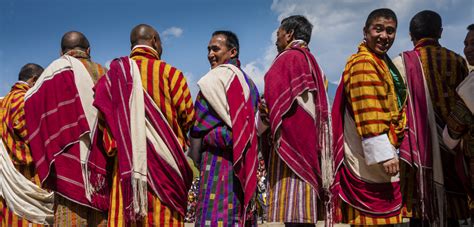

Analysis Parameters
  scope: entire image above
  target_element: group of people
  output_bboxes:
[0,7,473,227]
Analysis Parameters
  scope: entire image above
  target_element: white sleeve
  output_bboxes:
[442,126,460,150]
[362,133,397,165]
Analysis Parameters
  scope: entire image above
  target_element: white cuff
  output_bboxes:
[362,133,396,165]
[442,126,460,150]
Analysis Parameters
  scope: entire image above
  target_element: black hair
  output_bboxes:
[365,8,398,29]
[18,63,43,82]
[409,10,442,40]
[280,15,313,44]
[212,30,240,58]
[468,24,474,31]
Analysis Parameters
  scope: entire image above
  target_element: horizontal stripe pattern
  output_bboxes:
[343,43,406,147]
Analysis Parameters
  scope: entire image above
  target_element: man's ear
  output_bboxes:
[286,29,295,42]
[230,48,238,58]
[86,47,91,56]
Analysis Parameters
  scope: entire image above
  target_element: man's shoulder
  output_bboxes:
[345,52,377,69]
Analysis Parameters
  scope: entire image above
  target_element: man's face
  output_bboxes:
[207,34,233,69]
[364,17,397,55]
[276,27,292,53]
[464,30,474,66]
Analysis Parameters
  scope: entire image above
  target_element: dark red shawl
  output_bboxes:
[24,57,94,208]
[264,45,329,192]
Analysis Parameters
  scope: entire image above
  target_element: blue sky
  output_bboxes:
[0,0,472,98]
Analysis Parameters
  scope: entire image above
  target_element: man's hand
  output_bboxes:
[259,98,269,125]
[382,157,399,176]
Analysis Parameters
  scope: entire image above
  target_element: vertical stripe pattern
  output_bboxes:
[267,151,318,223]
[106,46,194,226]
[416,39,470,219]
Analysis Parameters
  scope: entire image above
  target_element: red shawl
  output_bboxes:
[24,58,93,207]
[89,57,192,220]
[264,45,329,192]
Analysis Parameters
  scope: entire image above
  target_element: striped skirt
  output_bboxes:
[1,197,44,227]
[266,152,318,223]
[195,147,242,226]
[107,160,184,227]
[54,195,107,227]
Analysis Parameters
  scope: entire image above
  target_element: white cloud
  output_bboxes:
[246,0,470,98]
[162,27,184,39]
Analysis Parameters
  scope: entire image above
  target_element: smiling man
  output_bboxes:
[188,30,260,226]
[331,8,409,225]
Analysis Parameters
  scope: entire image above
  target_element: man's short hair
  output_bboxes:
[18,63,44,82]
[280,15,313,44]
[409,10,442,40]
[365,8,398,29]
[468,24,474,31]
[212,30,240,58]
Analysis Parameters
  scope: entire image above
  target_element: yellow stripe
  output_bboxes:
[152,61,160,106]
[278,164,287,219]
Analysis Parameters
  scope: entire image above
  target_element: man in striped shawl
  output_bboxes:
[443,23,474,222]
[188,30,259,226]
[260,15,331,226]
[0,63,48,226]
[24,31,108,226]
[331,8,410,225]
[88,24,195,226]
[393,11,470,226]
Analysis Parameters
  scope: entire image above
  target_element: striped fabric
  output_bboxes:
[192,61,260,226]
[105,46,194,226]
[417,39,469,122]
[130,46,195,147]
[0,82,44,227]
[415,38,470,220]
[1,82,33,170]
[267,152,318,223]
[195,146,241,226]
[107,160,184,227]
[335,163,415,225]
[65,50,106,84]
[192,94,242,226]
[343,43,406,146]
[54,195,107,227]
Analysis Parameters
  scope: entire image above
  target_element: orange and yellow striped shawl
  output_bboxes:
[0,82,43,227]
[130,46,195,148]
[343,43,406,146]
